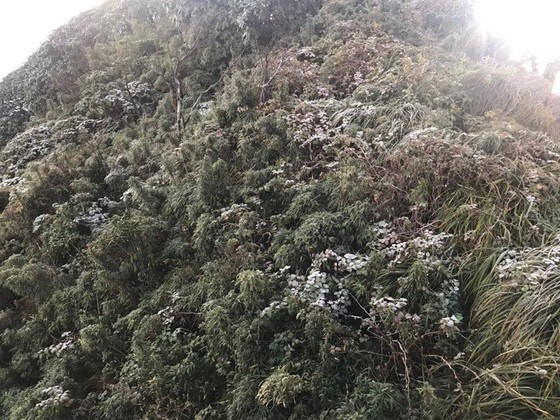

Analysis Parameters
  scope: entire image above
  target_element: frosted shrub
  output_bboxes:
[263,250,368,317]
[372,220,399,247]
[436,278,460,310]
[218,203,250,222]
[285,109,331,147]
[157,306,176,328]
[379,229,454,268]
[439,315,460,337]
[300,270,327,306]
[373,222,453,267]
[371,296,409,312]
[316,249,369,273]
[370,220,462,326]
[73,197,118,232]
[496,245,560,286]
[284,99,342,158]
[99,82,153,117]
[296,47,316,61]
[32,214,53,234]
[38,332,76,360]
[157,292,183,335]
[368,296,421,326]
[35,385,72,410]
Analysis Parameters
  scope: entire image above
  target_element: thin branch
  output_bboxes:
[260,53,286,90]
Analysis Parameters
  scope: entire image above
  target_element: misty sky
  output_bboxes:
[474,0,560,63]
[0,0,105,81]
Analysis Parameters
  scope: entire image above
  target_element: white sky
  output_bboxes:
[474,0,560,93]
[0,0,106,81]
[474,0,560,63]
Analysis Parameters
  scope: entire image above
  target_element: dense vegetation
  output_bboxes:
[1,0,560,418]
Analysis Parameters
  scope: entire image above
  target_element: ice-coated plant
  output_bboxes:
[73,197,118,232]
[217,203,250,222]
[35,385,72,410]
[496,245,560,285]
[436,278,461,310]
[439,315,460,337]
[157,306,176,328]
[371,296,409,312]
[373,221,453,268]
[368,296,422,326]
[368,219,463,328]
[315,249,369,273]
[157,291,183,334]
[263,250,368,317]
[284,99,342,157]
[372,220,399,248]
[38,332,76,360]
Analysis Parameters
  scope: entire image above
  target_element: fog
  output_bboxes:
[0,0,105,81]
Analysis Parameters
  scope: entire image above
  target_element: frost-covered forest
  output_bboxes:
[1,0,560,418]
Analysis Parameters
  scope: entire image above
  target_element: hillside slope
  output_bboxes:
[1,0,560,418]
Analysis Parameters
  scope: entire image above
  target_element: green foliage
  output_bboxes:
[1,0,560,419]
[87,212,167,280]
[0,255,57,304]
[256,369,306,408]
